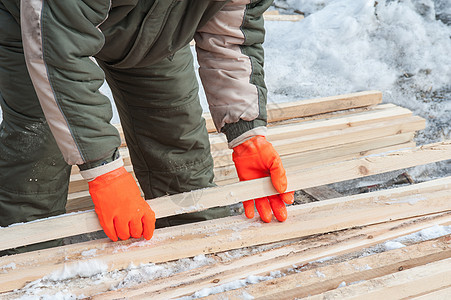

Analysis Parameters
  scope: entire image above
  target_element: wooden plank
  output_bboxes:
[69,116,418,195]
[263,14,304,21]
[107,103,411,172]
[208,106,416,152]
[307,257,451,300]
[66,138,415,212]
[204,235,451,300]
[113,91,383,145]
[412,286,451,300]
[215,138,416,186]
[3,141,449,251]
[0,178,450,293]
[95,213,451,300]
[208,115,424,159]
[68,109,419,194]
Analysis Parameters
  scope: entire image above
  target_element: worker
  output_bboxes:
[0,0,294,255]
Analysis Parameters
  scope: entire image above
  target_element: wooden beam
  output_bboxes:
[207,90,383,133]
[67,106,418,193]
[106,103,409,173]
[0,180,449,293]
[66,137,415,212]
[2,141,449,251]
[413,286,451,299]
[113,91,383,145]
[263,14,304,21]
[214,138,416,186]
[68,114,419,194]
[93,213,451,300]
[307,257,451,300]
[202,235,451,299]
[208,115,423,155]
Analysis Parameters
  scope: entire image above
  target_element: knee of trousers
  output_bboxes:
[0,102,71,225]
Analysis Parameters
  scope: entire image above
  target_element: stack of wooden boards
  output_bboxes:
[67,90,425,212]
[1,90,450,299]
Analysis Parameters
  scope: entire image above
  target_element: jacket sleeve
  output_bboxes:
[194,0,272,148]
[21,0,121,175]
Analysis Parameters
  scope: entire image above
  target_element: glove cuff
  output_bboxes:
[80,157,124,182]
[228,126,267,149]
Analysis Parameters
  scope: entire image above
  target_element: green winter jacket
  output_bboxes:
[20,0,271,176]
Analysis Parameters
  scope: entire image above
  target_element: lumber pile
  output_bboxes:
[1,90,450,299]
[67,91,423,212]
[0,156,450,298]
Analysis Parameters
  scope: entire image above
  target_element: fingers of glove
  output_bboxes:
[129,217,144,239]
[100,218,118,242]
[243,200,255,219]
[281,191,295,204]
[255,197,273,223]
[268,195,288,222]
[142,212,156,240]
[114,217,131,241]
[269,157,288,194]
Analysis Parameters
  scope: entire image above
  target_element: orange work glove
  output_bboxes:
[88,166,155,241]
[232,135,294,222]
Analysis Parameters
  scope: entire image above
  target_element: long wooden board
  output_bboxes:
[307,257,451,300]
[66,138,415,212]
[67,112,422,194]
[0,179,450,293]
[74,103,405,176]
[114,91,382,146]
[6,213,446,299]
[2,141,449,252]
[188,235,451,299]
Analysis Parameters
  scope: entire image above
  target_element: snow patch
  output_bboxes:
[46,260,108,281]
[384,241,406,251]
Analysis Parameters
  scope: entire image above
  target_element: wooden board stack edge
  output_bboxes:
[67,107,422,195]
[112,90,383,148]
[0,176,450,295]
[1,141,450,252]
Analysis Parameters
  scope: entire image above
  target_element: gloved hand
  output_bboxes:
[232,135,294,222]
[88,166,156,241]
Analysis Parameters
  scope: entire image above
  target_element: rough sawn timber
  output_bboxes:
[1,141,450,252]
[0,176,450,293]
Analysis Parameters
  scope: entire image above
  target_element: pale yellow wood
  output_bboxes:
[99,213,451,300]
[66,138,415,212]
[109,103,409,171]
[113,91,383,145]
[263,10,280,15]
[3,141,449,251]
[214,137,416,185]
[204,235,451,300]
[67,106,417,193]
[208,106,417,152]
[412,286,451,300]
[306,257,451,300]
[263,14,304,21]
[0,182,449,294]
